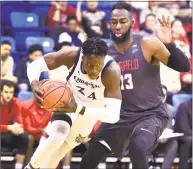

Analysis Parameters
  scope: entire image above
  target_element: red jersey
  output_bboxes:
[22,99,51,139]
[1,97,23,133]
[48,5,76,30]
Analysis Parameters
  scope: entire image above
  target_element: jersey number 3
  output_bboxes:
[77,86,96,100]
[120,74,134,90]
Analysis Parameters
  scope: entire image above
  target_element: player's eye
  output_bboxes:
[110,21,117,25]
[97,63,101,67]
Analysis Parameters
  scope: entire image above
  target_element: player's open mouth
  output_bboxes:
[115,33,122,37]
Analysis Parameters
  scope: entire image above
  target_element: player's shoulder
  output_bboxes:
[59,46,80,55]
[142,36,161,44]
[141,36,163,50]
[103,55,121,78]
[142,36,158,43]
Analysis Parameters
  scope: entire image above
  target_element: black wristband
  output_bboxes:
[166,41,190,72]
[165,42,176,50]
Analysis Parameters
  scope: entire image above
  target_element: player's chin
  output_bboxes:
[89,76,97,80]
[88,74,98,79]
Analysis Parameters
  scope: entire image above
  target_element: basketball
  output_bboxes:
[39,80,72,110]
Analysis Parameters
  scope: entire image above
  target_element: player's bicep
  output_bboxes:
[151,37,170,65]
[102,62,122,100]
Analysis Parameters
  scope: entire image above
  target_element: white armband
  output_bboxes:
[27,57,49,84]
[83,98,121,123]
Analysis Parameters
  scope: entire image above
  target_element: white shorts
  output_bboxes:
[46,113,98,146]
[65,114,98,146]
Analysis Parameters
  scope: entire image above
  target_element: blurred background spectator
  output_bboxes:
[22,98,51,164]
[0,80,29,169]
[139,14,156,37]
[76,0,110,38]
[1,41,17,83]
[140,0,175,26]
[48,0,76,41]
[58,15,87,47]
[15,44,49,93]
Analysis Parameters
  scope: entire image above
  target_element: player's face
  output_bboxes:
[1,86,14,104]
[82,55,104,80]
[110,9,133,44]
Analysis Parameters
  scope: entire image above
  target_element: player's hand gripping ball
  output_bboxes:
[38,80,76,112]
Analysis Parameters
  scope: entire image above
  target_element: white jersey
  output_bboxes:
[67,50,114,108]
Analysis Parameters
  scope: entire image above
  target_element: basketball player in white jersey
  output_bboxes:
[25,37,122,169]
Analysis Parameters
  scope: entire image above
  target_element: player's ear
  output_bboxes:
[131,19,135,28]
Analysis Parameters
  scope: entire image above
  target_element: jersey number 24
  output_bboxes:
[77,86,96,100]
[120,74,134,90]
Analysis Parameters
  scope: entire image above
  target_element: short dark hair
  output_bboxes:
[28,44,43,55]
[0,80,15,91]
[66,15,77,24]
[111,2,133,19]
[82,37,108,57]
[145,14,156,20]
[1,40,12,46]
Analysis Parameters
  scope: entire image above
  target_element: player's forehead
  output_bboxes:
[111,9,130,21]
[84,55,104,63]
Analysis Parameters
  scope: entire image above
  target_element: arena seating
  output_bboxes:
[26,36,55,53]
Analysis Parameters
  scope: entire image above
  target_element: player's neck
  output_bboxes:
[114,33,134,54]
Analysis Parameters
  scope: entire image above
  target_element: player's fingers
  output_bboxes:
[166,16,171,27]
[34,94,43,106]
[162,15,167,25]
[35,89,44,96]
[158,18,164,27]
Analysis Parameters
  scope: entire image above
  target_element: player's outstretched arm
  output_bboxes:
[79,61,122,123]
[144,36,190,72]
[148,15,190,72]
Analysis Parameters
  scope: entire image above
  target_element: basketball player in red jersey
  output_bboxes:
[25,37,122,169]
